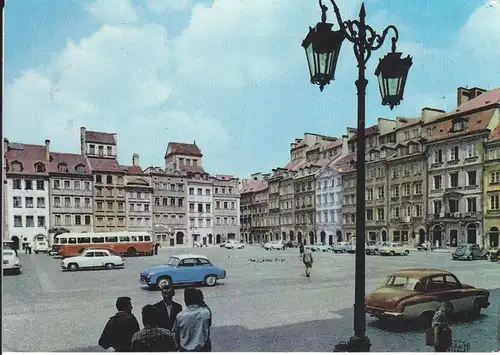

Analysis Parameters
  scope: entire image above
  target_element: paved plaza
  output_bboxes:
[2,246,499,352]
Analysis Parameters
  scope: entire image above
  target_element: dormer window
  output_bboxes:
[75,164,85,173]
[11,161,22,172]
[58,163,68,173]
[89,144,95,155]
[35,163,45,173]
[451,117,467,132]
[107,146,112,156]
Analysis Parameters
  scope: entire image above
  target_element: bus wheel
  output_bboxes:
[127,247,137,256]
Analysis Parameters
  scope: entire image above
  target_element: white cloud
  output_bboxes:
[85,0,138,24]
[145,0,192,12]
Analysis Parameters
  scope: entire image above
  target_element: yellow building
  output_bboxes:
[484,106,500,248]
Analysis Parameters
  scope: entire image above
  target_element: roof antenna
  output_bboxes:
[194,140,196,145]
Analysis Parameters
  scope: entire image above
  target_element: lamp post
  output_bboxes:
[302,1,412,352]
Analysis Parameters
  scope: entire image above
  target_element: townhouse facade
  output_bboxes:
[239,178,269,243]
[267,170,282,241]
[279,168,296,241]
[484,123,500,248]
[211,175,240,243]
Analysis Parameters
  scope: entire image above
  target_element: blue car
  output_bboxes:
[140,254,227,289]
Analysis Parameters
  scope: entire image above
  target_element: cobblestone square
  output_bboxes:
[2,246,499,352]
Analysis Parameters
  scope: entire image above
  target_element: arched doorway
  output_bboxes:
[309,231,314,245]
[282,232,287,241]
[289,230,294,241]
[216,234,221,244]
[381,230,387,242]
[328,235,333,245]
[320,231,326,244]
[467,223,477,244]
[297,231,302,244]
[418,229,425,245]
[11,236,20,250]
[489,227,499,248]
[336,231,342,242]
[208,234,213,244]
[176,232,184,245]
[432,225,442,246]
[275,232,279,241]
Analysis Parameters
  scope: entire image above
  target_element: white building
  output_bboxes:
[4,139,51,247]
[186,173,214,246]
[315,161,344,245]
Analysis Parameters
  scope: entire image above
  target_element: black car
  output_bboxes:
[490,249,500,262]
[452,243,489,261]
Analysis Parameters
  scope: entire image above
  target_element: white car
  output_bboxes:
[34,240,50,254]
[3,250,20,274]
[263,241,285,250]
[308,243,330,252]
[225,241,245,249]
[332,242,352,253]
[61,249,124,271]
[378,243,410,256]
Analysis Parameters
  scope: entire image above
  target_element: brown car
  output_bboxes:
[365,268,490,325]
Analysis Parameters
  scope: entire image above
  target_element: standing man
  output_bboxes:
[131,305,177,351]
[154,242,160,255]
[154,286,183,330]
[299,242,305,259]
[173,288,212,352]
[99,297,140,352]
[302,247,313,277]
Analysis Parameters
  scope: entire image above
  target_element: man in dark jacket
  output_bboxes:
[154,286,182,330]
[99,297,140,352]
[299,242,305,258]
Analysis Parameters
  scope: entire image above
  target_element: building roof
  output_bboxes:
[333,152,357,171]
[166,142,203,158]
[398,117,421,129]
[213,174,235,181]
[426,108,497,142]
[325,140,343,150]
[49,152,91,174]
[348,125,378,141]
[283,160,302,170]
[87,157,124,173]
[181,165,206,174]
[444,87,500,117]
[85,130,116,144]
[240,179,268,194]
[121,165,143,175]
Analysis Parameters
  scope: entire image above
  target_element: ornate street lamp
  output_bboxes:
[302,1,413,352]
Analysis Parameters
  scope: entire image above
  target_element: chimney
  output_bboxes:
[470,87,487,100]
[421,107,445,123]
[457,87,471,106]
[132,153,140,167]
[80,126,86,155]
[3,138,9,156]
[44,140,50,161]
[112,133,118,151]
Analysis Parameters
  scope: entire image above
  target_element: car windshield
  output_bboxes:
[3,251,14,256]
[384,276,420,290]
[456,244,469,250]
[166,257,180,267]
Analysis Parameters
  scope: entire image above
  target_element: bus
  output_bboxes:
[57,231,154,257]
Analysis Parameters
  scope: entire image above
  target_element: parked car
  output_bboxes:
[225,241,245,249]
[61,249,124,271]
[366,243,378,255]
[139,254,226,289]
[346,244,356,254]
[3,249,20,275]
[452,243,489,261]
[365,268,490,326]
[34,239,50,254]
[263,241,285,250]
[308,243,330,252]
[490,249,500,262]
[378,243,409,256]
[332,242,352,253]
[219,242,227,248]
[416,243,436,251]
[285,241,298,248]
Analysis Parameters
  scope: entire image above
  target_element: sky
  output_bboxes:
[4,0,500,178]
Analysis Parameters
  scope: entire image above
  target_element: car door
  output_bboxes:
[93,251,107,268]
[176,258,198,282]
[423,275,461,314]
[81,252,95,268]
[195,258,212,280]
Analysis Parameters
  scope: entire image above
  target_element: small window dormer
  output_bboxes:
[451,117,467,132]
[58,163,68,173]
[35,162,46,173]
[11,161,23,172]
[75,164,85,173]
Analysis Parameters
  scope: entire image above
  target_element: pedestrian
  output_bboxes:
[299,242,305,258]
[154,286,183,330]
[302,247,313,277]
[27,241,33,254]
[131,305,177,352]
[154,242,160,255]
[98,296,140,352]
[172,288,212,352]
[430,303,453,352]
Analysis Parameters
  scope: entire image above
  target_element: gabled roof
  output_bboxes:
[49,152,91,174]
[240,180,268,194]
[85,130,116,144]
[442,87,500,118]
[87,157,124,173]
[166,142,203,158]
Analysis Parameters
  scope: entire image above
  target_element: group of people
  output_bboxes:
[99,286,212,352]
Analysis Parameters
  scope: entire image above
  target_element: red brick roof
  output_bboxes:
[325,140,343,150]
[121,165,143,175]
[334,153,357,171]
[180,164,206,174]
[87,157,124,173]
[426,109,497,142]
[166,142,202,158]
[214,174,234,181]
[443,87,500,117]
[348,125,378,141]
[283,160,302,170]
[49,152,91,174]
[85,130,116,144]
[240,180,268,194]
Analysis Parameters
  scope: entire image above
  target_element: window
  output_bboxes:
[36,180,44,190]
[491,171,500,184]
[76,165,85,173]
[63,197,70,208]
[392,168,399,178]
[14,215,22,227]
[25,197,34,208]
[197,203,203,213]
[155,197,160,206]
[197,188,203,195]
[366,209,374,221]
[84,198,91,208]
[452,121,464,131]
[377,187,384,199]
[97,202,103,211]
[37,197,45,208]
[448,199,458,213]
[189,188,194,195]
[35,163,45,173]
[85,215,91,225]
[54,215,61,225]
[73,181,81,190]
[107,146,112,156]
[414,204,422,217]
[224,201,228,209]
[377,208,384,221]
[106,175,113,184]
[37,216,46,227]
[64,215,71,225]
[433,175,442,189]
[391,186,399,198]
[393,231,401,242]
[491,195,500,210]
[366,188,373,200]
[449,172,459,188]
[216,201,221,209]
[178,198,184,207]
[73,215,81,225]
[11,162,22,172]
[25,180,33,190]
[231,201,235,209]
[414,182,422,195]
[205,189,211,196]
[26,216,34,227]
[107,202,113,210]
[205,204,211,213]
[403,184,411,196]
[467,198,477,213]
[449,146,459,161]
[391,206,400,218]
[84,181,91,190]
[13,179,21,189]
[63,180,71,189]
[13,197,22,208]
[189,203,195,212]
[467,171,477,186]
[404,131,410,140]
[434,149,443,163]
[467,143,477,158]
[489,148,500,160]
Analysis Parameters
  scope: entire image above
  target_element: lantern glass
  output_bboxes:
[374,52,413,109]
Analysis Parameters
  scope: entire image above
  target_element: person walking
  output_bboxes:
[154,242,160,255]
[131,305,177,351]
[99,297,140,352]
[430,303,453,352]
[302,247,313,277]
[299,242,305,259]
[154,286,183,330]
[173,288,212,352]
[27,241,33,254]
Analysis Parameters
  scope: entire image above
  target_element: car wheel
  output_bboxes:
[204,275,217,286]
[104,263,114,270]
[127,247,137,256]
[156,276,172,289]
[405,250,410,255]
[390,251,395,256]
[341,250,346,253]
[467,254,473,261]
[35,251,39,254]
[68,263,78,271]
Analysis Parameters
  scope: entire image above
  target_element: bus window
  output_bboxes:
[106,236,118,243]
[138,236,144,242]
[131,236,138,242]
[59,238,68,244]
[69,238,77,244]
[144,235,151,242]
[92,237,105,243]
[78,237,91,244]
[119,236,131,242]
